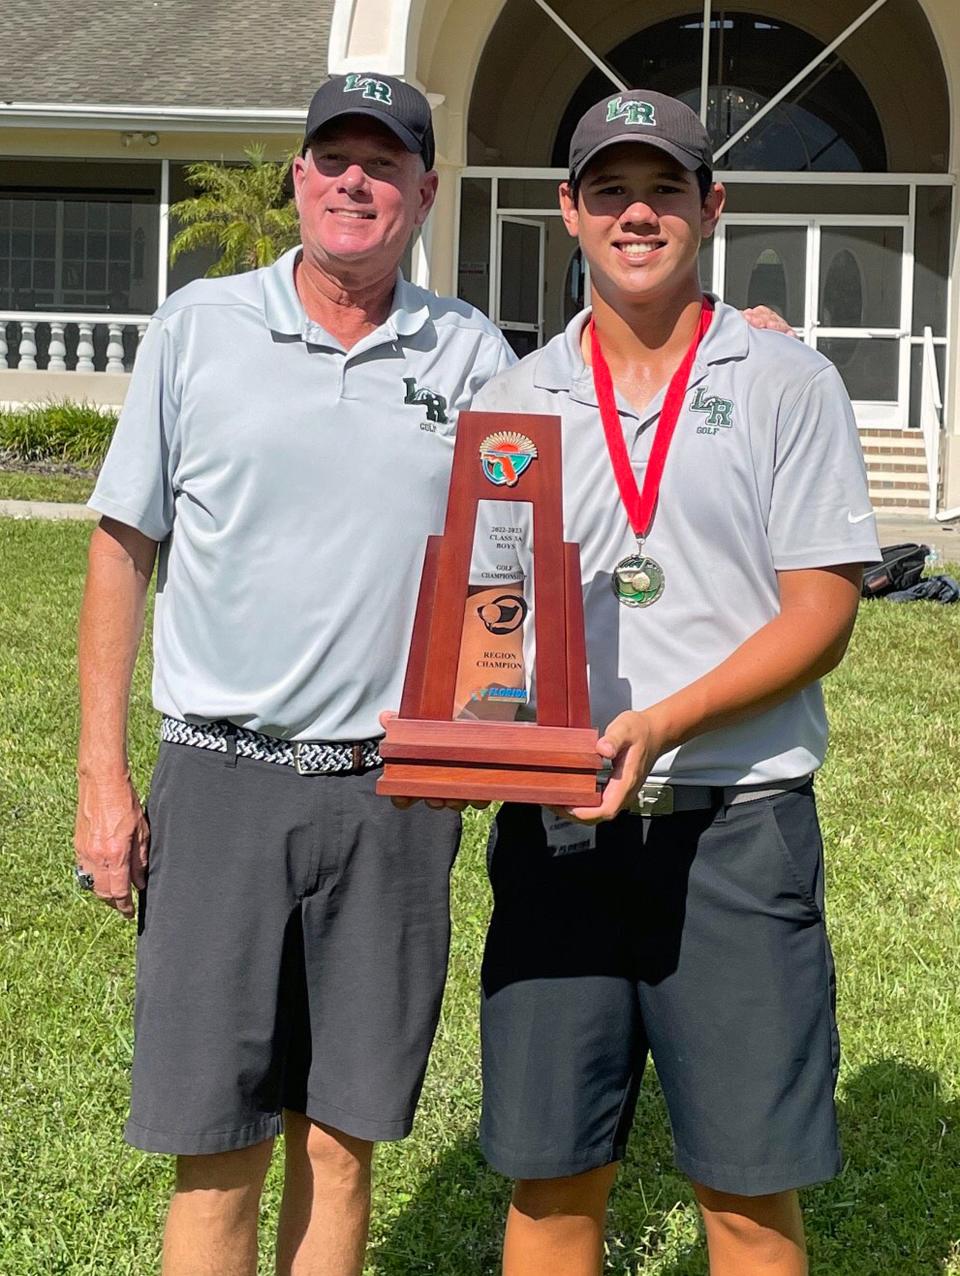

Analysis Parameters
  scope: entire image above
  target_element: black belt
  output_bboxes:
[629,777,810,816]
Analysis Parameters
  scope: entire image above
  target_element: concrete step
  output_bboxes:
[872,494,931,512]
[857,436,924,456]
[858,429,925,440]
[868,461,924,477]
[866,468,928,483]
[867,474,928,490]
[862,424,932,513]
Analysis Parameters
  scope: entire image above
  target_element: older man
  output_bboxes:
[75,76,511,1276]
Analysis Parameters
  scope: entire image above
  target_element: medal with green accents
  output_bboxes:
[589,302,714,609]
[613,540,665,607]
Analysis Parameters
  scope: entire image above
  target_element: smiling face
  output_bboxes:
[560,142,724,309]
[292,116,438,279]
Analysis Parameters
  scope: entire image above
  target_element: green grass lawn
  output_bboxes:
[1,518,958,1275]
[0,470,96,504]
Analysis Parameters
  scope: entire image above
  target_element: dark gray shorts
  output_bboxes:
[480,786,842,1196]
[126,741,460,1155]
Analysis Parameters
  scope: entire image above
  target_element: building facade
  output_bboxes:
[1,0,957,513]
[331,0,959,516]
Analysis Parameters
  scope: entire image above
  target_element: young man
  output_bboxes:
[463,90,882,1275]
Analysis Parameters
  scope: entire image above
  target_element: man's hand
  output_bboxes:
[75,518,157,919]
[741,305,798,337]
[564,710,664,824]
[74,772,149,920]
[378,711,491,813]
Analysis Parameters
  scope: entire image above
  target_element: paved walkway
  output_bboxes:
[0,499,99,521]
[871,514,959,561]
[2,500,958,559]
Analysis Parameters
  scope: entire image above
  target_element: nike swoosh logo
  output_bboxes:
[847,510,875,524]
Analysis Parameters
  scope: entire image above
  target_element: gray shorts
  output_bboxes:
[126,741,460,1155]
[480,786,842,1196]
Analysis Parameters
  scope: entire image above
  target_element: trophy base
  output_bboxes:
[377,718,603,807]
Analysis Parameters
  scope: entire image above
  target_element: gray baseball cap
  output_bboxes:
[304,74,435,170]
[569,90,712,184]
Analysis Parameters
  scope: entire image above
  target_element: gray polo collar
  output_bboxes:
[260,246,431,347]
[532,297,750,417]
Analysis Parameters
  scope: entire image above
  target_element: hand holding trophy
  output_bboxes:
[377,411,602,807]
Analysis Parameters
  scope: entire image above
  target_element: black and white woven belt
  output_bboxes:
[160,716,382,775]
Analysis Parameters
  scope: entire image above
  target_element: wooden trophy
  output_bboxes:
[377,411,602,807]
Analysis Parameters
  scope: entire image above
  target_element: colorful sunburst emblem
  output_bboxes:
[479,431,538,487]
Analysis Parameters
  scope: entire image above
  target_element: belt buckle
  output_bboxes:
[636,782,674,816]
[293,742,325,776]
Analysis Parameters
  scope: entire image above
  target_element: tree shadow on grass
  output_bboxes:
[801,1058,960,1275]
[374,1059,959,1275]
[371,1138,506,1275]
[608,1058,960,1275]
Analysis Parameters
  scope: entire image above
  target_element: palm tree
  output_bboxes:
[168,144,301,276]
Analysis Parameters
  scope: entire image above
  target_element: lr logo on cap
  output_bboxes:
[480,432,538,486]
[343,73,393,105]
[691,387,734,430]
[606,97,657,127]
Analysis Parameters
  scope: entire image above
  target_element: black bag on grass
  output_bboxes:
[861,543,928,599]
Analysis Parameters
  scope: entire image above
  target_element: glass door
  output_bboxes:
[716,216,909,428]
[496,216,545,358]
[719,221,810,337]
[814,225,906,428]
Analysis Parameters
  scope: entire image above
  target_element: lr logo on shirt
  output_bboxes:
[403,377,449,428]
[691,387,734,433]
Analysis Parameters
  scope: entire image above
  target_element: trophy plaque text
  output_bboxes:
[377,411,602,807]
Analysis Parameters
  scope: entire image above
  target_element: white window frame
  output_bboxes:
[495,214,546,344]
[714,212,910,428]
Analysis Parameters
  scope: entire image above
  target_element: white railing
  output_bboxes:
[0,312,151,374]
[920,325,943,519]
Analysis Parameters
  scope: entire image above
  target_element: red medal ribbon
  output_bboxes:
[590,298,714,541]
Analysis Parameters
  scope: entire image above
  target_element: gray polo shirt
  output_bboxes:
[470,301,882,786]
[90,246,513,741]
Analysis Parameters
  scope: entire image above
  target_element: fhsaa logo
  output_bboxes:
[606,97,657,127]
[403,377,448,427]
[343,73,393,105]
[690,386,734,433]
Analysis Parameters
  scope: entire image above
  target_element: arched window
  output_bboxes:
[748,248,788,317]
[822,248,865,328]
[553,12,886,172]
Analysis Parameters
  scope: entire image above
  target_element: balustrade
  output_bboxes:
[19,322,37,371]
[0,314,151,374]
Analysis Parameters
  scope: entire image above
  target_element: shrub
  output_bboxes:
[0,401,117,467]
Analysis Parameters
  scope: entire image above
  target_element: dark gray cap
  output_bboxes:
[304,75,435,170]
[569,90,712,184]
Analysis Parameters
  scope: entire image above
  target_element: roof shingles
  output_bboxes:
[0,0,333,110]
